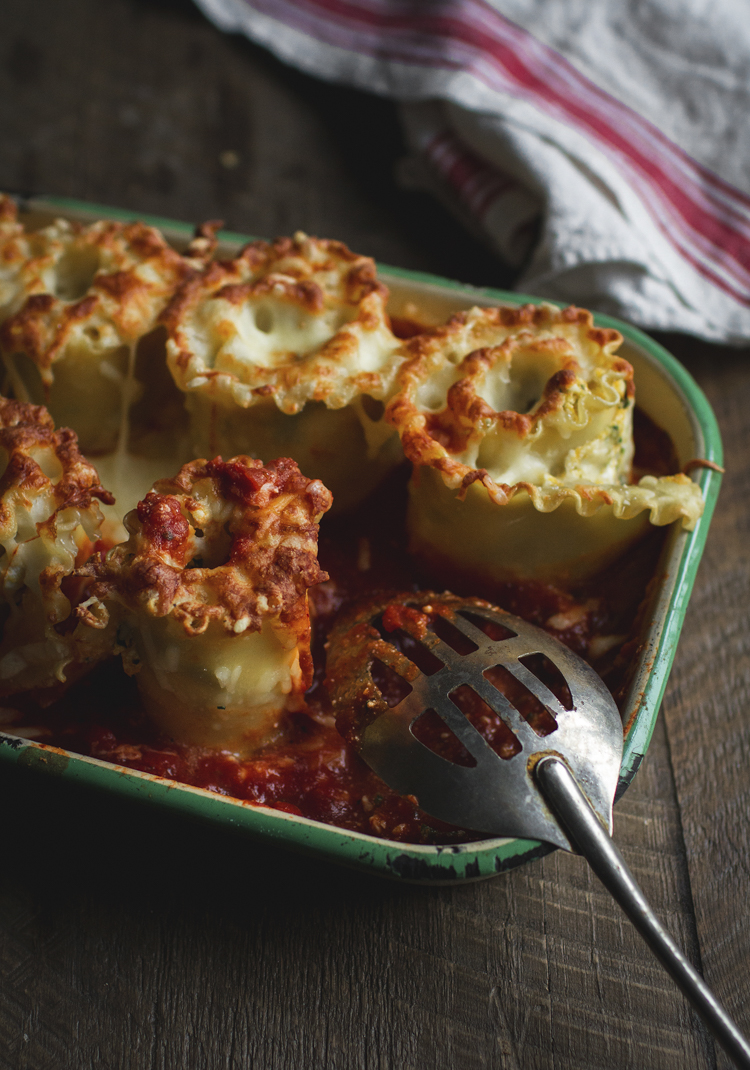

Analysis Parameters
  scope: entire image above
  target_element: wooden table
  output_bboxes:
[1,2,748,1067]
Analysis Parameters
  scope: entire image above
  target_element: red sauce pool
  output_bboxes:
[18,434,667,846]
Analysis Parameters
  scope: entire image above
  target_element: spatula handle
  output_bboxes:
[536,756,750,1070]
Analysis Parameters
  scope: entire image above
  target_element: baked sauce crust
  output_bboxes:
[79,456,332,677]
[325,591,491,750]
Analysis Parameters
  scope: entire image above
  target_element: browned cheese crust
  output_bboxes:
[386,303,628,503]
[163,233,399,413]
[0,397,116,694]
[80,456,333,683]
[0,396,114,530]
[0,195,78,324]
[0,206,220,384]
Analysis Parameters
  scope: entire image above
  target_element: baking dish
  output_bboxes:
[0,196,723,883]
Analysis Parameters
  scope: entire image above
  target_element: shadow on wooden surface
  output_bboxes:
[1,717,714,1070]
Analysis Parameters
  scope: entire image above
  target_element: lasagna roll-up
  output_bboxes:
[0,202,216,454]
[386,304,704,587]
[163,233,404,511]
[82,456,332,754]
[0,398,115,696]
[0,195,72,326]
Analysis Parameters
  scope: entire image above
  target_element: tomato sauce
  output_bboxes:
[17,420,668,846]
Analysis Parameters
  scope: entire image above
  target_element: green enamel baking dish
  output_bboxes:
[0,196,723,883]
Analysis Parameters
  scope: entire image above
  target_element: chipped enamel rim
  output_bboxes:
[0,196,723,884]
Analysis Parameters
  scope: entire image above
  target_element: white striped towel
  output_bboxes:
[193,0,750,344]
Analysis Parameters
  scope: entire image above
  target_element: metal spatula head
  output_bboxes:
[325,591,622,851]
[325,591,750,1068]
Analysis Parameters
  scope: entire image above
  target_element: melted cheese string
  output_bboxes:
[2,354,30,405]
[113,342,136,489]
[94,347,192,544]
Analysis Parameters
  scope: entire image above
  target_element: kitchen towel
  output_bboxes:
[193,0,750,344]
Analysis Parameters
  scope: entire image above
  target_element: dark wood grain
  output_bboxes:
[0,0,507,287]
[0,1,744,1068]
[650,338,750,1070]
[0,715,714,1070]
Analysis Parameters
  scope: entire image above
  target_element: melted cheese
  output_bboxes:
[0,399,115,694]
[94,429,192,545]
[81,456,332,755]
[164,233,405,509]
[387,304,704,585]
[0,210,196,454]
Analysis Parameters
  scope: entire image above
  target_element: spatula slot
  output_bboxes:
[372,619,445,676]
[370,658,413,708]
[518,653,574,710]
[410,707,478,767]
[458,610,518,642]
[483,665,558,736]
[429,614,478,655]
[448,683,523,759]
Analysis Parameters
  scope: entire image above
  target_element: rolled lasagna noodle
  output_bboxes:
[163,233,405,511]
[0,398,115,695]
[81,455,332,753]
[0,195,73,324]
[386,304,704,586]
[0,199,217,455]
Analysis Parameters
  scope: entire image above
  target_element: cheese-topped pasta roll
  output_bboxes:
[0,195,67,325]
[0,195,121,339]
[0,398,115,696]
[163,233,405,511]
[81,456,332,754]
[386,304,704,587]
[0,207,217,454]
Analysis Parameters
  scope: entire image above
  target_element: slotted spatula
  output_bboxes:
[327,595,750,1068]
